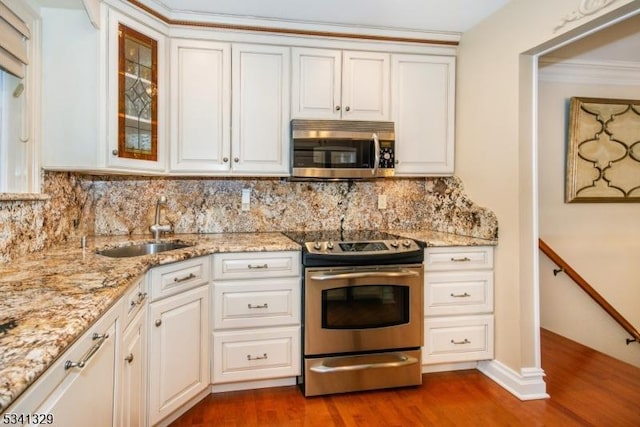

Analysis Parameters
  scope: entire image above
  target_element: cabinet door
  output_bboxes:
[119,308,147,427]
[391,54,455,175]
[291,48,341,119]
[28,312,118,426]
[107,9,167,172]
[148,285,210,426]
[170,39,231,172]
[231,44,290,175]
[342,51,390,120]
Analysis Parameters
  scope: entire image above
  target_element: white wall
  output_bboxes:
[538,71,640,368]
[456,0,640,397]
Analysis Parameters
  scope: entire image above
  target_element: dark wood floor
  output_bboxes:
[171,329,640,426]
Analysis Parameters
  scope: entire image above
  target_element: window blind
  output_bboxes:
[0,0,30,78]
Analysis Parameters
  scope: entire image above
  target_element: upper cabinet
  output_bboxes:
[169,39,231,173]
[231,44,290,175]
[39,2,456,177]
[40,6,167,173]
[169,42,289,175]
[291,48,389,121]
[391,54,456,175]
[107,9,166,172]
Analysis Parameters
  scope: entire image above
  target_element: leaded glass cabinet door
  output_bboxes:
[118,24,158,162]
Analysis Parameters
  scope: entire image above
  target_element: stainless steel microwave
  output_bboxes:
[290,119,395,179]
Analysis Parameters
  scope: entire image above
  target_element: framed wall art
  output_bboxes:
[565,97,640,203]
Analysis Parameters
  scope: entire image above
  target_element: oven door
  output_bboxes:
[304,264,424,356]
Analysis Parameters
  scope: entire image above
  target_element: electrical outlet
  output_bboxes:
[378,194,387,210]
[241,189,251,211]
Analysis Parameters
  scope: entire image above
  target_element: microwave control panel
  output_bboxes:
[379,141,395,169]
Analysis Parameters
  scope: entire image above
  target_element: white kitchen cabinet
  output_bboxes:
[169,39,231,173]
[291,48,389,120]
[6,301,120,427]
[119,276,148,427]
[147,257,211,426]
[423,246,494,370]
[41,6,168,174]
[211,251,301,387]
[231,44,290,175]
[391,54,455,175]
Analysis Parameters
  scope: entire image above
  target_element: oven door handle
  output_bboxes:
[310,352,419,373]
[309,268,420,281]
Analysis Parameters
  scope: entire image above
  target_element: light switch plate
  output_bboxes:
[241,189,251,211]
[378,194,387,209]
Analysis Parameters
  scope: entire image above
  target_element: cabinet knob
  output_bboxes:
[155,319,162,327]
[234,157,239,163]
[112,149,118,156]
[223,157,229,163]
[125,353,134,364]
[345,106,350,112]
[395,159,399,164]
[335,106,341,111]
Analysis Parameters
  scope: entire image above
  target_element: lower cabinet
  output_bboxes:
[147,258,211,426]
[423,246,495,370]
[120,307,148,427]
[6,301,120,427]
[211,251,301,387]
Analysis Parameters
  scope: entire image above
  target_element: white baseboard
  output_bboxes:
[477,360,549,401]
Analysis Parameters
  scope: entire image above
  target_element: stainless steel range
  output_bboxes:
[284,230,424,396]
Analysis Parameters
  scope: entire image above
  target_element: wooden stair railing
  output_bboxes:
[539,238,640,345]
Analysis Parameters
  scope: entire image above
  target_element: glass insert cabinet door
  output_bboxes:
[118,24,158,161]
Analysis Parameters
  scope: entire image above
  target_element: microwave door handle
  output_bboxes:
[372,133,380,176]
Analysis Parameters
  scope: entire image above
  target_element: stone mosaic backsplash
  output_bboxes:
[0,172,498,263]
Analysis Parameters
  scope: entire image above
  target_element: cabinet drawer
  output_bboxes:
[212,277,300,329]
[212,327,301,384]
[123,275,148,326]
[425,246,494,271]
[213,251,300,280]
[425,271,493,316]
[149,256,211,301]
[423,315,494,364]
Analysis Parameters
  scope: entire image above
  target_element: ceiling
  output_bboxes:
[143,0,513,33]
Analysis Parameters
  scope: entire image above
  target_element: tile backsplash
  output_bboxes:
[0,172,498,263]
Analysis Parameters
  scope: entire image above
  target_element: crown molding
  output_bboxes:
[538,57,640,85]
[123,0,460,46]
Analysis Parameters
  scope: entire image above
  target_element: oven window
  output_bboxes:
[322,285,410,329]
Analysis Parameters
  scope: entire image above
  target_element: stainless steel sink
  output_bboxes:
[96,241,193,258]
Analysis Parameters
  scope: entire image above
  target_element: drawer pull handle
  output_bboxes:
[125,353,134,364]
[248,264,268,269]
[174,273,196,283]
[136,292,147,304]
[451,338,471,345]
[155,319,162,327]
[64,332,110,370]
[130,292,148,308]
[451,257,471,262]
[247,353,268,361]
[450,292,471,298]
[248,303,269,309]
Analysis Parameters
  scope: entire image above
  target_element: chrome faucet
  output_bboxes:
[150,195,171,241]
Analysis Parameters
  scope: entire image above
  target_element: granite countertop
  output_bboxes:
[0,232,299,412]
[392,229,498,247]
[0,229,496,412]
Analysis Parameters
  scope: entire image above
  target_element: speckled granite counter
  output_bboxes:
[392,229,498,247]
[0,232,299,412]
[0,229,496,412]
